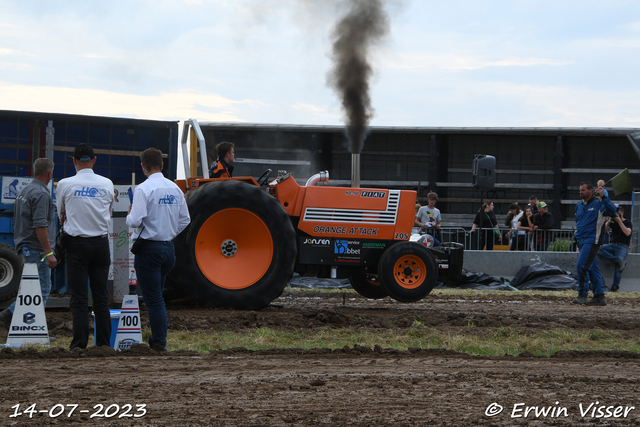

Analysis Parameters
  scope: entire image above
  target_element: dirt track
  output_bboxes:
[2,290,640,426]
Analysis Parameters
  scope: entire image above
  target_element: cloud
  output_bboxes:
[0,82,247,122]
[290,102,338,121]
[488,82,640,127]
[387,52,571,71]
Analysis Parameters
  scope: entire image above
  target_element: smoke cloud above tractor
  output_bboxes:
[327,0,390,154]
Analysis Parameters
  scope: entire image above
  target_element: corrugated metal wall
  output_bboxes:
[202,123,640,223]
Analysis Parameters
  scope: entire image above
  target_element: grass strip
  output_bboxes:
[18,323,640,357]
[163,322,640,356]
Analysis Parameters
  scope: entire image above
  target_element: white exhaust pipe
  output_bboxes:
[305,170,329,187]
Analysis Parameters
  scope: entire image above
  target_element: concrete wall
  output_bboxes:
[463,251,640,292]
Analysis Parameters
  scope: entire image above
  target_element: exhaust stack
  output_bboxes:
[351,153,360,188]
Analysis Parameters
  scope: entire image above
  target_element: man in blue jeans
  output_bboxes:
[597,205,632,292]
[573,182,618,306]
[0,159,57,329]
[127,148,190,352]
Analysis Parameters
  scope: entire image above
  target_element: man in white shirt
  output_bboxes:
[127,148,190,352]
[56,144,114,349]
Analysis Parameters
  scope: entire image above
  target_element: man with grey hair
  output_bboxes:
[0,158,57,329]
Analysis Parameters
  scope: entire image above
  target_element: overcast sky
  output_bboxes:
[1,0,639,128]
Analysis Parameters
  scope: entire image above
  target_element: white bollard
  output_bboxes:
[5,263,50,347]
[113,295,143,351]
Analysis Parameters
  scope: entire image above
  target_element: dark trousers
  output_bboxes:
[66,236,111,349]
[510,234,526,251]
[134,240,175,347]
[472,230,495,250]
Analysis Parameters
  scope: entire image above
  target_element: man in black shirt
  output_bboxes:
[597,205,632,292]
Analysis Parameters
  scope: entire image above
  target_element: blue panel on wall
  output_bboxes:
[0,120,18,138]
[66,123,88,143]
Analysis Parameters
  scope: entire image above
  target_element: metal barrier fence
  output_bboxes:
[414,227,581,252]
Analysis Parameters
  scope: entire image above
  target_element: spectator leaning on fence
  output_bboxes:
[506,203,526,251]
[534,201,554,251]
[517,206,537,251]
[529,195,540,216]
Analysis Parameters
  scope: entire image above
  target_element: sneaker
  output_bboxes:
[572,296,588,304]
[616,259,627,273]
[150,342,167,352]
[148,338,167,352]
[586,295,607,306]
[0,309,12,329]
[611,285,619,293]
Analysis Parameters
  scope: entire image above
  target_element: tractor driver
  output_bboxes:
[208,141,235,178]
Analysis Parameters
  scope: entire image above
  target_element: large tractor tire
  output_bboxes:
[378,241,437,302]
[349,267,388,299]
[167,181,296,310]
[0,243,22,302]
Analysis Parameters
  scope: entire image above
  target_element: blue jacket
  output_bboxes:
[575,196,617,245]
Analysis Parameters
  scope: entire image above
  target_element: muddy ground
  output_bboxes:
[2,290,640,426]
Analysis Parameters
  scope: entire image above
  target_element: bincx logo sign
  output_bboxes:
[23,312,36,325]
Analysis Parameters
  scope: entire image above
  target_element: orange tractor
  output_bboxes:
[166,120,463,310]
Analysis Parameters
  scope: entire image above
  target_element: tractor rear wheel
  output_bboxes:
[0,243,22,302]
[349,267,388,299]
[167,181,296,310]
[378,241,437,302]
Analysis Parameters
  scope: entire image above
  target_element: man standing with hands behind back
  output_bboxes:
[56,144,114,349]
[127,148,190,352]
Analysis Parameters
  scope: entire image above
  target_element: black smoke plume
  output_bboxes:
[327,0,389,154]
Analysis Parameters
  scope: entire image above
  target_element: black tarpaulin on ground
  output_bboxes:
[287,262,578,292]
[287,274,352,289]
[437,269,517,291]
[510,262,578,291]
[438,262,578,291]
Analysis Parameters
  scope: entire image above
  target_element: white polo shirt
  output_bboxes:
[126,172,190,241]
[56,168,115,237]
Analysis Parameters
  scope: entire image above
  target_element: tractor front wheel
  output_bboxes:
[378,241,437,302]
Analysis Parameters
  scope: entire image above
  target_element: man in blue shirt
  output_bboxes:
[573,182,618,306]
